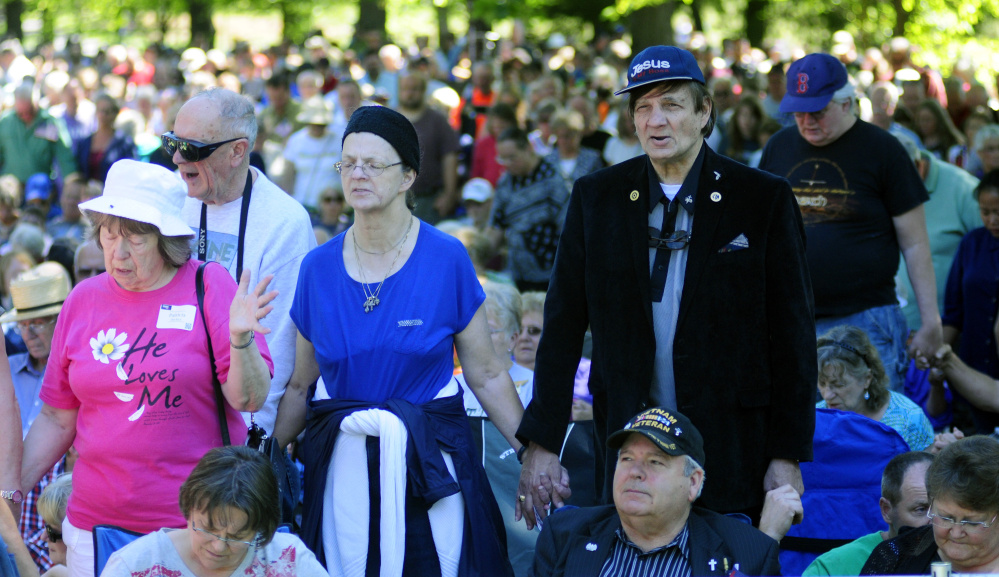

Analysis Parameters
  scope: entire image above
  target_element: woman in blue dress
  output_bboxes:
[273,106,526,577]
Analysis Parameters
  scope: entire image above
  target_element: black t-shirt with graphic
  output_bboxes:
[760,120,928,317]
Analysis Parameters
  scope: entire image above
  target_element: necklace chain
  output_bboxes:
[352,216,414,313]
[354,222,411,255]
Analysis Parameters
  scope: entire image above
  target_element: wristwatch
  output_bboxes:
[1,489,22,504]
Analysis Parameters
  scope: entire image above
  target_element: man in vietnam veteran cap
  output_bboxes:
[529,407,782,576]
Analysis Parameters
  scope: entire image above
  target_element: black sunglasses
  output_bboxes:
[648,227,691,250]
[161,132,246,162]
[46,524,62,543]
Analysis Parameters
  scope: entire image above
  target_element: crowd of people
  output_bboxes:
[0,22,998,577]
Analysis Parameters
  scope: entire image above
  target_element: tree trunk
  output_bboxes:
[436,3,449,49]
[745,0,767,49]
[280,0,309,45]
[4,0,22,40]
[40,7,54,45]
[187,0,215,50]
[629,2,674,55]
[355,0,387,38]
[892,0,909,36]
[690,1,704,33]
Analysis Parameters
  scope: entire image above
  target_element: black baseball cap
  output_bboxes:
[607,406,705,466]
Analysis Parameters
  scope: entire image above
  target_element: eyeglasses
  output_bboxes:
[648,228,691,250]
[793,101,844,122]
[45,525,62,543]
[521,326,542,337]
[191,521,259,548]
[161,132,247,162]
[320,196,344,203]
[335,161,403,177]
[17,317,57,337]
[927,507,998,534]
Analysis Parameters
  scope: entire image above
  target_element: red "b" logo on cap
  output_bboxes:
[796,73,809,94]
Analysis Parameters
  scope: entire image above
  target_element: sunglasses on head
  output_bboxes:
[160,132,247,162]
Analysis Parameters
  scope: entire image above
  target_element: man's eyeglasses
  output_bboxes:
[335,161,403,177]
[648,228,691,251]
[45,525,62,543]
[793,100,844,122]
[17,317,57,337]
[191,521,259,548]
[927,507,998,534]
[320,196,344,204]
[161,132,247,162]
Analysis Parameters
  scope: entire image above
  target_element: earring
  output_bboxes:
[864,390,870,401]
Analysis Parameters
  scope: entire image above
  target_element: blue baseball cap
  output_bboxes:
[24,173,51,203]
[615,46,705,96]
[779,53,849,114]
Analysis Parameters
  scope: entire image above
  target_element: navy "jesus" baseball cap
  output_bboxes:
[615,46,705,96]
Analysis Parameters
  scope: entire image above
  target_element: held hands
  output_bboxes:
[910,323,944,370]
[762,459,804,524]
[515,443,571,530]
[757,484,804,542]
[229,271,278,342]
[929,427,964,454]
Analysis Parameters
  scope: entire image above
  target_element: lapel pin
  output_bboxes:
[585,543,598,551]
[684,195,693,204]
[714,171,721,181]
[710,192,722,202]
[629,190,639,201]
[708,559,717,571]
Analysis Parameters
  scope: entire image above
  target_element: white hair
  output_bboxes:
[189,88,258,150]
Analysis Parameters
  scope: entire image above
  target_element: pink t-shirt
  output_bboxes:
[40,259,273,533]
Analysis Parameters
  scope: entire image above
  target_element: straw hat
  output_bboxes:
[0,262,71,323]
[297,96,333,126]
[78,159,193,237]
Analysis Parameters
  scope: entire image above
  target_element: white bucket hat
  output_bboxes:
[79,159,194,237]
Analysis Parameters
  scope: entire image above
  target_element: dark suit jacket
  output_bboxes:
[517,145,816,512]
[530,505,781,576]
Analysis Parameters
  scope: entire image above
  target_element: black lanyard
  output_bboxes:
[198,170,253,281]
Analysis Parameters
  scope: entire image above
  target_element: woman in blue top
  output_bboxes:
[943,169,999,432]
[273,106,527,577]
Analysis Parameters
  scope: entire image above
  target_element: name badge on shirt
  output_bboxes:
[156,304,196,331]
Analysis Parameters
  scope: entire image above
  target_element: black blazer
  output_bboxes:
[518,146,817,512]
[530,505,781,576]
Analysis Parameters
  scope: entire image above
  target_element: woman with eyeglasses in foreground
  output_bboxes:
[102,446,323,577]
[862,436,999,574]
[273,105,527,576]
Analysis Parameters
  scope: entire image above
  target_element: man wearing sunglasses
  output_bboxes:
[172,88,316,437]
[516,46,817,531]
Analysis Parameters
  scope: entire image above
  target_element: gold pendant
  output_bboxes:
[363,295,380,313]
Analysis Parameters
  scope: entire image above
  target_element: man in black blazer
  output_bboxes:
[530,408,781,576]
[515,45,816,529]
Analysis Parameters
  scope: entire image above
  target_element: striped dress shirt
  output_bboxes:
[598,523,691,577]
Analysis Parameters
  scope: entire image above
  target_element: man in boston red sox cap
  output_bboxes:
[515,45,816,528]
[530,407,781,576]
[758,53,941,394]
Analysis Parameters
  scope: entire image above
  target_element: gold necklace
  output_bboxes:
[352,216,414,313]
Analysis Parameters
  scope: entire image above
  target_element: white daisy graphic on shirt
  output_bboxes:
[90,329,129,364]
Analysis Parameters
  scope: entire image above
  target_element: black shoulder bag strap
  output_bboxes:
[198,169,253,281]
[196,261,231,446]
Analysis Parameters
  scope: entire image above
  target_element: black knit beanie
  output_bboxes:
[342,105,421,175]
